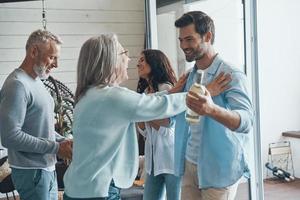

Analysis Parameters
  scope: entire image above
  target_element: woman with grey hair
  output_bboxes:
[63,34,188,199]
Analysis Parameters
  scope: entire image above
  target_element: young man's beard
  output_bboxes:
[195,52,205,61]
[185,44,205,62]
[185,50,204,62]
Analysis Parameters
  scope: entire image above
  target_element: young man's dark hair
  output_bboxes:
[175,11,215,44]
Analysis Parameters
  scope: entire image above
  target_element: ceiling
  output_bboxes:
[156,0,182,8]
[156,0,200,8]
[0,0,39,3]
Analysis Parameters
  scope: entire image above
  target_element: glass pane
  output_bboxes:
[151,0,252,199]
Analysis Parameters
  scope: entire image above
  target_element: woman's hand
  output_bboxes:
[168,73,189,94]
[137,122,145,131]
[206,72,232,97]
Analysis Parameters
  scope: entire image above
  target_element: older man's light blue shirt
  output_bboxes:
[174,55,253,188]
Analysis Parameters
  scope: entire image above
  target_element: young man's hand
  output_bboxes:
[57,139,73,160]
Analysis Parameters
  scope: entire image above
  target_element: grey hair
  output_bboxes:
[25,29,63,50]
[75,33,119,103]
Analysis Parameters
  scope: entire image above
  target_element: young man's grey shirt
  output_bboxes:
[0,68,59,168]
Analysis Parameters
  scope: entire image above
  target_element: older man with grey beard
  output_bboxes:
[0,29,72,200]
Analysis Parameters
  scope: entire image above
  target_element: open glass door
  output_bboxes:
[145,0,264,199]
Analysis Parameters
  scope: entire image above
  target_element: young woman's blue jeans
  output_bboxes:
[11,168,58,200]
[143,172,181,200]
[107,180,121,200]
[63,180,120,200]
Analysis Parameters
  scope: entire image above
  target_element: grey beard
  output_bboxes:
[33,65,49,79]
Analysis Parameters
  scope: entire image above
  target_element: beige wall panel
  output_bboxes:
[0,22,144,35]
[0,9,144,23]
[0,0,144,91]
[0,0,144,11]
[0,35,144,48]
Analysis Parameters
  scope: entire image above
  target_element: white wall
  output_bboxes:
[185,0,245,71]
[157,1,187,75]
[257,0,300,177]
[157,0,245,75]
[157,12,179,76]
[0,0,145,91]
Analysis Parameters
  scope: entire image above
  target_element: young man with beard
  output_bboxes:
[173,11,254,200]
[0,29,72,200]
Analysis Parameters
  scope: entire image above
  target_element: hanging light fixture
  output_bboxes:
[41,0,47,30]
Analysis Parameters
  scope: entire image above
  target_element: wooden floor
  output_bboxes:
[2,178,300,200]
[236,178,300,200]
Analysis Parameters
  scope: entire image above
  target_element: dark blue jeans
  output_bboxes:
[63,180,121,200]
